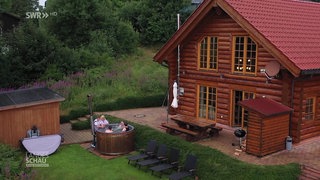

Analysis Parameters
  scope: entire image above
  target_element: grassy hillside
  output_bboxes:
[54,47,168,120]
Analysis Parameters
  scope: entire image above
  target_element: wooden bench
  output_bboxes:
[161,123,199,141]
[209,126,223,136]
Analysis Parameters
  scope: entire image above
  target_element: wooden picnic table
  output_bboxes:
[170,115,216,139]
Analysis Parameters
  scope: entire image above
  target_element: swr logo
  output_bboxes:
[26,12,49,19]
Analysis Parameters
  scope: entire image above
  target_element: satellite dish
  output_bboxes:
[264,61,280,79]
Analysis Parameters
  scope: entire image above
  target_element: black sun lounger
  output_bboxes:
[127,140,157,165]
[149,148,180,177]
[136,144,168,169]
[168,154,197,180]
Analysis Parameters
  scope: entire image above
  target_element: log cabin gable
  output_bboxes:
[215,0,301,77]
[159,11,298,84]
[176,7,288,83]
[154,0,320,78]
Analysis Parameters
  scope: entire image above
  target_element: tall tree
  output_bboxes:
[0,20,80,88]
[119,0,191,45]
[44,0,138,56]
[0,0,39,17]
[44,0,137,49]
[0,0,12,11]
[44,0,106,47]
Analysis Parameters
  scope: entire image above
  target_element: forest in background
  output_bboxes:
[1,0,320,117]
[0,0,193,88]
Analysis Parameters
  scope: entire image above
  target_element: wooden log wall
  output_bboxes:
[167,9,292,126]
[295,76,320,142]
[0,102,61,147]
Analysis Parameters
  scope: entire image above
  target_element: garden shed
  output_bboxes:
[239,98,292,157]
[0,87,64,147]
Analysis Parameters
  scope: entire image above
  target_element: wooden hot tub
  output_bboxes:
[96,124,134,155]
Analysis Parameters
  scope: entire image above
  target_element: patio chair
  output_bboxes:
[149,148,180,177]
[136,144,168,170]
[168,154,197,180]
[127,140,157,165]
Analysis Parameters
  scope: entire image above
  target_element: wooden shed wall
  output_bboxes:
[246,112,289,157]
[168,10,290,125]
[245,112,261,156]
[0,102,61,147]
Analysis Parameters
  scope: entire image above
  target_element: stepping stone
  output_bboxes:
[78,117,88,121]
[70,120,79,124]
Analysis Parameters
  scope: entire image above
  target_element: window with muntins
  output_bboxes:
[198,85,216,121]
[199,36,218,70]
[305,98,315,120]
[233,36,257,74]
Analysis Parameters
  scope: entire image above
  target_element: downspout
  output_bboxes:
[289,78,295,137]
[177,14,181,87]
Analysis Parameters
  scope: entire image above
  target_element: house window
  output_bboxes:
[198,85,216,121]
[305,98,315,120]
[233,36,257,74]
[199,36,218,70]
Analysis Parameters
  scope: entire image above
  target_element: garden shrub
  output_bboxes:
[71,120,91,130]
[68,107,88,120]
[60,107,88,124]
[95,94,165,111]
[0,144,35,179]
[59,115,70,124]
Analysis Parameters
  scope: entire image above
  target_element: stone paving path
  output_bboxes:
[60,123,92,144]
[61,106,320,169]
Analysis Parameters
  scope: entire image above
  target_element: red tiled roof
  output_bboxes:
[154,0,320,76]
[239,98,292,117]
[224,0,320,71]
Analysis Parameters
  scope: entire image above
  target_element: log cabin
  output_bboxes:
[0,87,65,147]
[154,0,320,145]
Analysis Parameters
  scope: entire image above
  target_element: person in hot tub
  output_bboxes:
[94,115,109,130]
[114,121,127,132]
[124,122,130,131]
[105,125,113,133]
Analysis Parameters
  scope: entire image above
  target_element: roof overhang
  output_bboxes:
[0,87,65,111]
[301,69,320,75]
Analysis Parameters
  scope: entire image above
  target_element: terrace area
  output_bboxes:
[61,106,320,174]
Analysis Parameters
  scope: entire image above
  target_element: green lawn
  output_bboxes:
[34,117,300,180]
[35,144,159,180]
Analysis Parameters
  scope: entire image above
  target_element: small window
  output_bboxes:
[198,36,218,70]
[305,98,315,120]
[233,36,257,74]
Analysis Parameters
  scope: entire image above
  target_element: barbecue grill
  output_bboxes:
[232,129,246,148]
